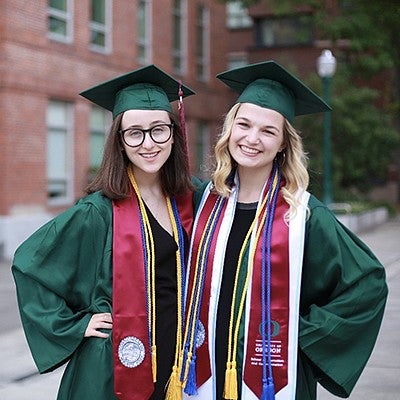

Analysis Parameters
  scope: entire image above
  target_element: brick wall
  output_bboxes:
[0,0,230,217]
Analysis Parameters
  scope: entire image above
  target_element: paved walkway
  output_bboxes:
[0,216,399,399]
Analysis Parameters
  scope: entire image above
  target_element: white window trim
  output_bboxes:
[226,1,253,30]
[195,121,211,179]
[196,5,210,82]
[47,0,74,43]
[137,0,152,64]
[89,106,111,169]
[172,0,188,75]
[227,52,249,70]
[90,0,112,54]
[47,101,74,206]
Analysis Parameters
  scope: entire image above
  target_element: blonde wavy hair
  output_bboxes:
[212,103,309,217]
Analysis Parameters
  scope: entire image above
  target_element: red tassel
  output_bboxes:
[178,81,190,170]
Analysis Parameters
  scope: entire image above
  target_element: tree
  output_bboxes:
[299,71,398,200]
[217,0,400,200]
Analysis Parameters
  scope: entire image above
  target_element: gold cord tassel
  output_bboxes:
[165,365,182,400]
[151,345,157,383]
[224,361,238,400]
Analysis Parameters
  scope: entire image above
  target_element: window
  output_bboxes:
[226,1,252,29]
[47,100,74,204]
[90,107,110,170]
[227,53,248,70]
[137,0,152,64]
[90,0,112,53]
[195,121,211,179]
[172,0,187,74]
[255,15,313,47]
[48,0,73,42]
[196,5,209,81]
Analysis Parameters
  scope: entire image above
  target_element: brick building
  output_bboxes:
[1,1,396,258]
[0,0,233,258]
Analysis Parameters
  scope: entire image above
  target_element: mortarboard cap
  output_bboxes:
[216,60,331,123]
[79,64,195,118]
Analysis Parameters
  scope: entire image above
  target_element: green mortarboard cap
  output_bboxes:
[216,60,331,123]
[79,64,195,118]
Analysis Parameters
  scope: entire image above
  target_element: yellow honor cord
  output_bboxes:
[128,166,185,388]
[224,172,279,399]
[128,167,157,382]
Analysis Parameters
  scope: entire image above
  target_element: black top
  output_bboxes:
[215,202,257,399]
[146,206,187,400]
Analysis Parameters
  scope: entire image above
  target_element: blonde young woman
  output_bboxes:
[12,65,195,400]
[178,61,387,400]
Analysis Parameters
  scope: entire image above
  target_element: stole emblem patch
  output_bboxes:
[118,336,145,368]
[196,320,206,348]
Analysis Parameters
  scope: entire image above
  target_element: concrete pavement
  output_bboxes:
[0,216,399,399]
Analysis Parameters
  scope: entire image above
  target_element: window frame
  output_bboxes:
[89,106,111,171]
[137,0,152,64]
[254,14,314,48]
[47,0,74,43]
[196,4,210,82]
[194,120,211,180]
[172,0,188,75]
[227,53,249,71]
[226,1,253,30]
[89,0,112,53]
[46,100,74,206]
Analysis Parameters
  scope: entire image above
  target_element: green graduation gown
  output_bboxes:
[297,195,388,398]
[13,189,192,399]
[188,182,387,400]
[12,191,117,399]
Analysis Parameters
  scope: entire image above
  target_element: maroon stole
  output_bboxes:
[184,191,227,387]
[187,184,290,397]
[243,191,289,396]
[112,192,193,400]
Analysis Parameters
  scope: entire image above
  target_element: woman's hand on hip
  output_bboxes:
[85,312,113,338]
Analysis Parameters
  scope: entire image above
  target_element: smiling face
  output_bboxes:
[228,102,285,177]
[120,109,173,179]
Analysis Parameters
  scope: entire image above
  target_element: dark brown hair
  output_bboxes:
[86,112,193,199]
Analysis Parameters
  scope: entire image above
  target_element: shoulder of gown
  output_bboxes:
[12,191,113,373]
[297,194,388,397]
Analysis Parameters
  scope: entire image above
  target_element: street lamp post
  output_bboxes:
[317,49,337,206]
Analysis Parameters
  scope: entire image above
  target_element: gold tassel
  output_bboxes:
[165,365,182,400]
[223,361,231,398]
[151,345,157,383]
[223,361,238,400]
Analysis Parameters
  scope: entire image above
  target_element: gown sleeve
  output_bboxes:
[12,194,112,374]
[298,195,388,397]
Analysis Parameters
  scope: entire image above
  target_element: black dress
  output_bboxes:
[146,207,187,400]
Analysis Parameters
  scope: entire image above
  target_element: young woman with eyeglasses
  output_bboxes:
[12,65,195,400]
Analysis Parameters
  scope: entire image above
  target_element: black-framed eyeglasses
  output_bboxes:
[120,123,174,147]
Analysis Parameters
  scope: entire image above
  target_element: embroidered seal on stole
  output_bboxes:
[118,336,145,368]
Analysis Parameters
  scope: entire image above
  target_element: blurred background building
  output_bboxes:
[1,0,398,259]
